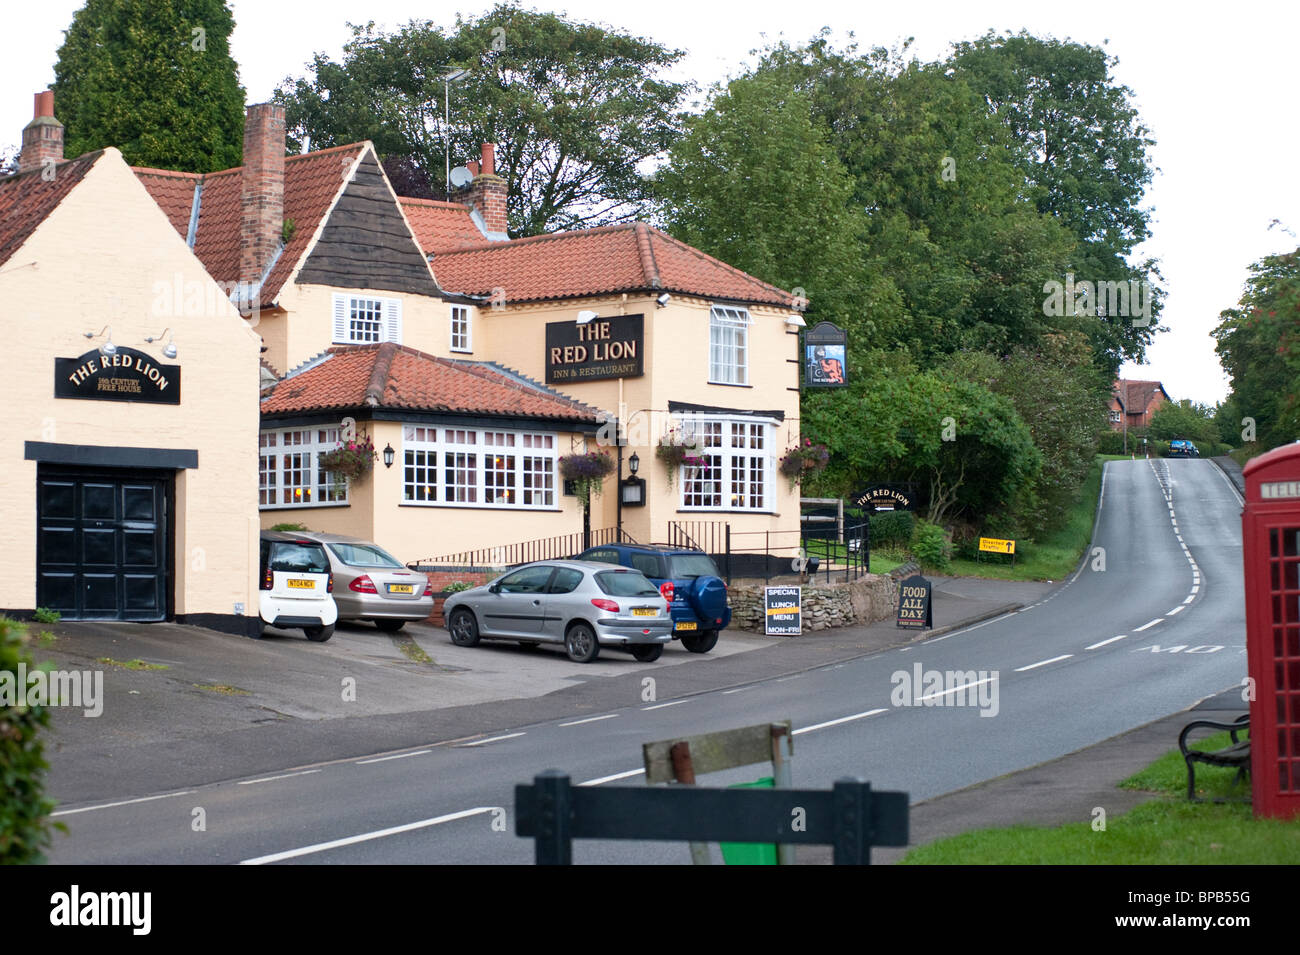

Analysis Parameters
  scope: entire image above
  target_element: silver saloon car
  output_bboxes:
[442,560,672,663]
[294,532,433,632]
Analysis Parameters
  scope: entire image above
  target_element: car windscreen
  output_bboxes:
[269,542,330,575]
[667,554,719,578]
[327,542,404,568]
[595,570,661,598]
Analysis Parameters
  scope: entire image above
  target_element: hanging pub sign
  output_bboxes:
[853,484,915,513]
[804,321,847,388]
[54,347,181,405]
[546,314,644,383]
[896,574,933,630]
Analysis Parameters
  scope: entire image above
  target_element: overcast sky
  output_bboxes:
[5,1,1297,405]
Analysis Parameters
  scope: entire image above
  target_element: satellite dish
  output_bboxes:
[450,166,473,188]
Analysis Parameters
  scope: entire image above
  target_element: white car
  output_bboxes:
[258,532,338,641]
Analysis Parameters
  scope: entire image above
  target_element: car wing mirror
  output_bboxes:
[488,583,501,594]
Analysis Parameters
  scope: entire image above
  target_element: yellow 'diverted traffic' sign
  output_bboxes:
[978,537,1016,554]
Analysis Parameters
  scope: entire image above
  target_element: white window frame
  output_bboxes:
[259,425,351,509]
[709,305,751,386]
[675,414,776,513]
[401,425,559,510]
[449,304,473,353]
[332,292,403,345]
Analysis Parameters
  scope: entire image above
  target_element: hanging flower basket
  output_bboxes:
[655,428,707,489]
[559,450,615,509]
[319,433,377,482]
[778,439,829,490]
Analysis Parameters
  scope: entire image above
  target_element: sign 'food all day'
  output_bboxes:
[896,574,933,630]
[54,347,181,405]
[764,586,802,635]
[545,314,644,383]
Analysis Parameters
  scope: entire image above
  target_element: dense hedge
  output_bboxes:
[912,520,952,571]
[0,617,60,863]
[869,510,915,551]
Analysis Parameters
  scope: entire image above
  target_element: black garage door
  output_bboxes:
[37,468,169,621]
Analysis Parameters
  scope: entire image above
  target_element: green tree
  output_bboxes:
[276,5,688,236]
[0,618,62,863]
[53,0,245,172]
[651,70,884,332]
[947,31,1163,371]
[1148,399,1220,446]
[1212,247,1300,449]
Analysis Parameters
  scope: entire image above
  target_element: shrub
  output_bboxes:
[869,511,915,551]
[912,520,952,572]
[1096,430,1128,454]
[443,581,474,594]
[32,607,60,624]
[0,617,62,862]
[270,522,310,532]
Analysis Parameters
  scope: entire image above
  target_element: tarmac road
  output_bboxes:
[47,458,1249,864]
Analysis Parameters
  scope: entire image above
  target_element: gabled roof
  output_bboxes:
[261,342,601,425]
[0,151,102,268]
[427,221,797,308]
[1115,379,1170,413]
[400,197,487,254]
[135,143,368,307]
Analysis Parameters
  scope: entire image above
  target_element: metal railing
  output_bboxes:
[410,526,636,569]
[666,520,871,585]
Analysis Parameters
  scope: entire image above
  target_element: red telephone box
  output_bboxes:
[1243,442,1300,818]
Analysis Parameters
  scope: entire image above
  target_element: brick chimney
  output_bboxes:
[240,103,286,286]
[466,143,508,238]
[18,90,64,175]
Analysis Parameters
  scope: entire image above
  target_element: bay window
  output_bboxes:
[677,415,774,512]
[259,426,349,508]
[403,426,557,509]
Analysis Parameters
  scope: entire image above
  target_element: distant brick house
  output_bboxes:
[1110,379,1170,431]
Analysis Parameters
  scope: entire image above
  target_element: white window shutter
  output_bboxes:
[384,298,403,344]
[332,294,348,343]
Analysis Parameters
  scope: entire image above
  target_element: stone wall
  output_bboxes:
[728,574,900,633]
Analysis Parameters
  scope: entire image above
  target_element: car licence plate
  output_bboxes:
[388,584,415,594]
[287,579,314,590]
[675,621,697,631]
[632,608,657,617]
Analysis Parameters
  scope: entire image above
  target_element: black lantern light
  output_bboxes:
[628,452,640,475]
[383,443,395,468]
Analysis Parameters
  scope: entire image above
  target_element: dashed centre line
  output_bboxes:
[1086,635,1126,650]
[1134,618,1164,632]
[1014,654,1073,672]
[239,770,320,786]
[558,714,619,727]
[461,732,526,746]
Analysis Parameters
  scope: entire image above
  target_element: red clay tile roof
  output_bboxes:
[428,221,797,308]
[1114,379,1170,413]
[261,343,601,424]
[0,151,102,268]
[135,143,367,307]
[400,197,486,253]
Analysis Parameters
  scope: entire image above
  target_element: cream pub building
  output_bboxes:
[1,90,804,627]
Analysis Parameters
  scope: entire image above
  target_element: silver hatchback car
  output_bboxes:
[442,560,672,663]
[293,532,433,632]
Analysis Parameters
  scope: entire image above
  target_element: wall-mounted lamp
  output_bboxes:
[84,325,116,357]
[786,315,807,328]
[144,328,178,359]
[383,443,395,468]
[576,310,599,324]
[628,451,640,475]
[655,293,671,308]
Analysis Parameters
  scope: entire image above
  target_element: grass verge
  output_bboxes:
[944,455,1108,582]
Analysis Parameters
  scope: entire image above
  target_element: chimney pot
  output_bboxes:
[17,89,64,174]
[240,102,287,290]
[480,143,495,178]
[466,143,506,237]
[34,91,54,119]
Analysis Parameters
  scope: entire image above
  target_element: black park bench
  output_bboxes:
[1178,713,1250,802]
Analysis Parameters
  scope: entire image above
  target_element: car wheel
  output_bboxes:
[564,623,600,663]
[630,644,663,663]
[682,629,718,654]
[448,609,480,647]
[304,623,335,643]
[374,618,406,633]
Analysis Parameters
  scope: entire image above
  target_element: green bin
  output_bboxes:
[719,777,778,865]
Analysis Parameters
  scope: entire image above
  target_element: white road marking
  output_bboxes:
[721,686,754,695]
[1134,618,1163,632]
[1014,654,1073,672]
[642,699,689,711]
[238,770,321,786]
[794,708,888,736]
[241,807,496,864]
[1183,594,1195,604]
[1086,635,1126,650]
[357,750,431,765]
[1167,605,1186,616]
[461,732,526,746]
[915,676,997,703]
[579,768,645,786]
[558,714,618,727]
[51,790,196,817]
[1191,585,1200,593]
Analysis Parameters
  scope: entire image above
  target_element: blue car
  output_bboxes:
[574,544,731,653]
[1169,439,1200,458]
